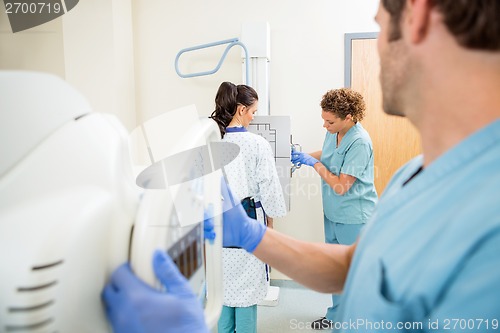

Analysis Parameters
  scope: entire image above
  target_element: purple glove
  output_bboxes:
[291,151,319,167]
[102,250,209,333]
[221,177,266,252]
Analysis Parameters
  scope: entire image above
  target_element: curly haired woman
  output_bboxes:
[291,88,378,329]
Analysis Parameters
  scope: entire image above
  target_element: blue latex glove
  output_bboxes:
[291,151,319,167]
[102,250,209,333]
[203,204,216,244]
[221,177,266,252]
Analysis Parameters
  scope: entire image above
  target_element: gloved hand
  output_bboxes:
[221,177,266,252]
[102,250,209,333]
[291,151,319,167]
[203,204,216,244]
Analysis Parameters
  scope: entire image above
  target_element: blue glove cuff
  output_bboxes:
[241,220,267,252]
[291,151,319,167]
[309,157,319,166]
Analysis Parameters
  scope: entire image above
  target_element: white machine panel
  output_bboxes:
[247,115,291,211]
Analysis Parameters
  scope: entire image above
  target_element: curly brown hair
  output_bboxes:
[320,88,366,123]
[382,0,500,50]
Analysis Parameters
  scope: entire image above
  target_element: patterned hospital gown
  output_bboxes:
[222,127,286,307]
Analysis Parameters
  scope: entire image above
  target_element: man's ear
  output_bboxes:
[406,0,433,44]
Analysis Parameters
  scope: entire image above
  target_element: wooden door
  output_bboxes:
[346,34,421,195]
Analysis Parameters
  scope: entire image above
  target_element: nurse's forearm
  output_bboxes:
[314,163,355,195]
[253,228,355,293]
[309,150,322,160]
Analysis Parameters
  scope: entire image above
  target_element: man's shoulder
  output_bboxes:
[385,155,424,188]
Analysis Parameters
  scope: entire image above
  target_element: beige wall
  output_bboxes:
[62,0,137,131]
[0,9,65,77]
[1,0,379,280]
[0,0,137,131]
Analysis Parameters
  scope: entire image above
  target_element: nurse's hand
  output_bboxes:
[102,250,209,333]
[291,151,319,167]
[221,178,266,252]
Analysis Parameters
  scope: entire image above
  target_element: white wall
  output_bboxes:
[132,0,379,279]
[62,0,137,130]
[0,0,137,131]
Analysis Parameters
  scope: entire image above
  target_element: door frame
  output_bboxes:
[344,32,379,88]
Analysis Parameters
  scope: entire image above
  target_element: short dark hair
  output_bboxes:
[381,0,500,50]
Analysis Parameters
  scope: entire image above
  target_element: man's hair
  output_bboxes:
[320,88,366,123]
[382,0,500,50]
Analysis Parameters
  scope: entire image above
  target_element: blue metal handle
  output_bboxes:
[175,38,249,85]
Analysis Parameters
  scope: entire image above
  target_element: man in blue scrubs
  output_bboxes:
[103,1,500,332]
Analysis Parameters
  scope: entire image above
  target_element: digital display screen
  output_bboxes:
[167,223,203,279]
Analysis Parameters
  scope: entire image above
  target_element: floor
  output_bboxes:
[213,280,334,333]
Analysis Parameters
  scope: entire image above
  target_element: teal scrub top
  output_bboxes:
[320,123,378,224]
[337,120,500,332]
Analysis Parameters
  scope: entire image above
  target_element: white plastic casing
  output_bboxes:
[129,114,223,328]
[0,110,139,332]
[0,71,223,332]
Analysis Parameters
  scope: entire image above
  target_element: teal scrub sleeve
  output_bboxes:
[340,141,372,179]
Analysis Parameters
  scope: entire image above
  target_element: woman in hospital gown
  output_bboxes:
[210,82,286,333]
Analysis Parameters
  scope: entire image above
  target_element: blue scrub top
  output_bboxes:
[337,120,500,332]
[320,123,378,224]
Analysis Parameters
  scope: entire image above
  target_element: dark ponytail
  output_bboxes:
[210,82,258,138]
[210,82,237,138]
